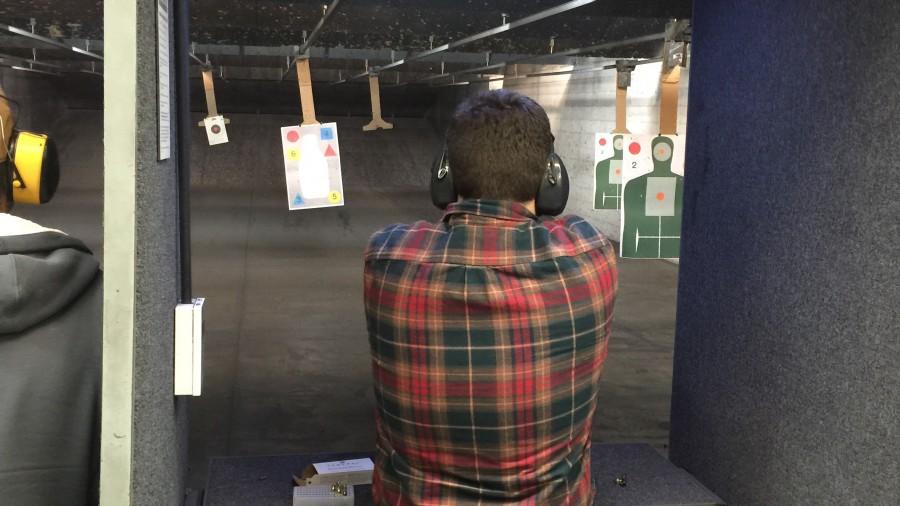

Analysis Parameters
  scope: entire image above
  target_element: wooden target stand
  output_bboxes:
[293,58,392,131]
[196,68,230,128]
[363,74,393,131]
[612,52,683,136]
[613,60,637,134]
[659,65,681,135]
[295,58,319,125]
[659,20,688,136]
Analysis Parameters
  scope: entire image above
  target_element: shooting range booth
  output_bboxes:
[1,0,897,504]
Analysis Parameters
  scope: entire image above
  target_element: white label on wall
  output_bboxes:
[157,0,171,160]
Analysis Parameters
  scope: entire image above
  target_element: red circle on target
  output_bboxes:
[656,192,666,201]
[286,130,299,142]
[629,142,641,155]
[599,137,607,146]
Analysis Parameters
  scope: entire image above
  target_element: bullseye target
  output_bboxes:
[653,141,672,162]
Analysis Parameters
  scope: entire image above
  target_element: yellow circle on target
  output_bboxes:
[328,191,341,203]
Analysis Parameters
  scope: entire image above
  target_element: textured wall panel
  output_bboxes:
[669,1,900,504]
[130,0,189,504]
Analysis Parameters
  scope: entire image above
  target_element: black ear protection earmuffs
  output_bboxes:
[430,146,570,216]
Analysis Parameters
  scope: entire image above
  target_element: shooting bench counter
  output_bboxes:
[201,443,723,506]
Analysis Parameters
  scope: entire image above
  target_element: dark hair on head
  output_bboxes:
[446,89,553,202]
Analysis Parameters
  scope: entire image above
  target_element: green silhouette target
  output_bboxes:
[593,133,624,209]
[621,135,685,259]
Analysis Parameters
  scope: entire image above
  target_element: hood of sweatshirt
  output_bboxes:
[0,215,99,334]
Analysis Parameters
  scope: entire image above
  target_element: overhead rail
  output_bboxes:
[434,55,664,88]
[281,0,344,80]
[334,0,599,84]
[408,32,666,88]
[0,23,103,60]
[0,63,60,76]
[0,52,65,70]
[524,56,662,78]
[384,62,507,89]
[189,43,210,67]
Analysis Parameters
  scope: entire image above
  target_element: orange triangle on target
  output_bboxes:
[323,144,337,157]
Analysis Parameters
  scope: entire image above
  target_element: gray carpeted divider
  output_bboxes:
[130,0,189,503]
[669,1,900,504]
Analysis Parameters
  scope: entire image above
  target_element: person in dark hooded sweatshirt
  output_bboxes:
[0,157,101,504]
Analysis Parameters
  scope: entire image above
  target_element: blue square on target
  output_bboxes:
[320,126,334,141]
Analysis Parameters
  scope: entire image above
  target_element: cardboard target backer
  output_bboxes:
[620,134,686,259]
[281,123,345,211]
[204,115,229,145]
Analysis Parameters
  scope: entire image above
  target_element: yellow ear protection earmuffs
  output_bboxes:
[430,144,570,216]
[1,93,59,205]
[8,131,59,205]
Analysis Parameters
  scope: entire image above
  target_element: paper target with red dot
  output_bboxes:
[595,133,616,163]
[619,134,687,259]
[653,141,673,162]
[622,134,654,181]
[621,134,686,182]
[203,115,229,146]
[608,159,623,184]
[644,177,677,217]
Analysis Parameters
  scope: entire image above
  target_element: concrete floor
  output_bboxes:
[15,111,679,492]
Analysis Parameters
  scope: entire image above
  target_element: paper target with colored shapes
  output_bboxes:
[281,122,345,210]
[620,134,686,259]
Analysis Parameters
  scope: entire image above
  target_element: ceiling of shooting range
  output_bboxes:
[0,0,690,115]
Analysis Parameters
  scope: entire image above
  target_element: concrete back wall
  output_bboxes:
[0,68,66,133]
[491,61,689,240]
[190,113,436,192]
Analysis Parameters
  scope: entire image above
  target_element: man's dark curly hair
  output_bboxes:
[446,90,554,202]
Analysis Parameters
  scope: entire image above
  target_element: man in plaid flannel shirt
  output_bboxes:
[365,90,618,505]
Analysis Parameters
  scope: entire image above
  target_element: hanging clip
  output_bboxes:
[663,19,690,72]
[615,59,637,89]
[613,60,637,134]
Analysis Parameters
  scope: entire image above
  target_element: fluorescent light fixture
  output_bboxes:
[1,23,103,60]
[10,65,60,76]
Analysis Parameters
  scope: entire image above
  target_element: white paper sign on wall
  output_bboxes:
[157,0,170,160]
[203,115,229,146]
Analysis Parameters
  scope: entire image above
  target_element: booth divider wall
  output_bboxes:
[669,1,900,504]
[101,0,189,504]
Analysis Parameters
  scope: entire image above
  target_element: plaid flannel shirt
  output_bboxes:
[364,200,618,505]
